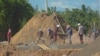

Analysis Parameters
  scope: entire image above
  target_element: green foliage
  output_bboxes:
[0,0,35,40]
[59,4,100,34]
[44,4,99,34]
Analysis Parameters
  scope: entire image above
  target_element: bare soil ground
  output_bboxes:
[0,43,81,56]
[70,36,100,56]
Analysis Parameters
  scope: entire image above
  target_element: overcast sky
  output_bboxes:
[29,0,100,11]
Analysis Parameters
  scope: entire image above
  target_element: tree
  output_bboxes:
[0,0,35,41]
[59,4,99,34]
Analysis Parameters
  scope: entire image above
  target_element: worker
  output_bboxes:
[92,28,99,40]
[66,25,73,44]
[56,24,60,32]
[47,28,53,39]
[53,24,60,42]
[7,27,12,44]
[78,23,84,44]
[36,29,44,44]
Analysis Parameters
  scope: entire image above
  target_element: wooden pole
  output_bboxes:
[45,0,48,13]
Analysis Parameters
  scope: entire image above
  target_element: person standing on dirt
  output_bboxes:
[78,23,84,44]
[53,24,60,42]
[56,24,60,31]
[36,29,44,44]
[7,27,12,44]
[47,28,53,39]
[92,28,99,40]
[66,25,73,44]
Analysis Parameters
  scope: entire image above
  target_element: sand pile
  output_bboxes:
[10,13,65,45]
[10,13,92,45]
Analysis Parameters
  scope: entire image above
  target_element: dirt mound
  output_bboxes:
[10,13,92,45]
[10,13,65,45]
[70,36,100,56]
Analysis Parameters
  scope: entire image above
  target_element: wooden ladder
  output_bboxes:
[53,12,65,34]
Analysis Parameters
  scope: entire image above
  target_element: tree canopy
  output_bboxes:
[0,0,36,41]
[57,4,99,34]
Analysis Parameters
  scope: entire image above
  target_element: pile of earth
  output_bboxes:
[10,13,92,45]
[10,13,66,45]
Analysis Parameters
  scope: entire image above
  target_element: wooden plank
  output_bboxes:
[53,12,65,34]
[37,44,50,50]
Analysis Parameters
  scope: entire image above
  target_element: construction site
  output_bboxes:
[0,13,100,56]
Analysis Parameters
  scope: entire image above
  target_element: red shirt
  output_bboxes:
[7,29,11,38]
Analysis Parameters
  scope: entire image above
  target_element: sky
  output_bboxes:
[29,0,100,11]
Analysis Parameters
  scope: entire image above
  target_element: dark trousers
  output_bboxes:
[7,37,10,44]
[79,34,83,44]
